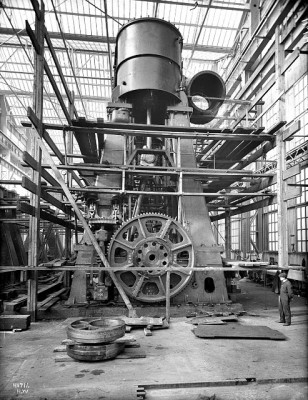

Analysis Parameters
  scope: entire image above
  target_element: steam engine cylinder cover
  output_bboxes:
[114,18,183,102]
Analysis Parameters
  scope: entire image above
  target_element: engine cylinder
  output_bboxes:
[187,71,226,124]
[113,18,183,106]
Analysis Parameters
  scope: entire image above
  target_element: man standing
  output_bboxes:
[278,272,293,326]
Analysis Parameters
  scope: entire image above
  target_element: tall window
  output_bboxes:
[231,217,240,250]
[265,184,278,251]
[265,102,279,129]
[296,167,308,253]
[286,74,308,152]
[296,207,307,253]
[296,167,308,206]
[261,86,278,130]
[268,209,278,251]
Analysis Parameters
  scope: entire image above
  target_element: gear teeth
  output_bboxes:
[108,212,193,261]
[107,212,194,303]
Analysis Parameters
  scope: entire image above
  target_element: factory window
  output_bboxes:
[268,211,278,251]
[265,185,278,253]
[296,167,308,253]
[296,206,307,253]
[294,75,308,116]
[261,87,278,130]
[286,74,308,152]
[296,167,308,206]
[264,102,279,130]
[231,217,240,253]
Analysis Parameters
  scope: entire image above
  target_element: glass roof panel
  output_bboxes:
[0,0,250,158]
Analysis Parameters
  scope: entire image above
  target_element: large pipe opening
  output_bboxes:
[187,71,226,124]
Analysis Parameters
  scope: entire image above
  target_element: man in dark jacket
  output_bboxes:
[272,270,281,295]
[278,272,293,326]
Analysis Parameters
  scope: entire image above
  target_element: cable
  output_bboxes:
[85,0,122,26]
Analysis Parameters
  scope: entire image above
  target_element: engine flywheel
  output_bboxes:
[108,213,194,302]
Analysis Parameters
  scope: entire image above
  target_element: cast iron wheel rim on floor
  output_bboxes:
[66,342,126,361]
[67,317,126,344]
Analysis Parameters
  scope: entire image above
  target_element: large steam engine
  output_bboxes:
[69,18,229,306]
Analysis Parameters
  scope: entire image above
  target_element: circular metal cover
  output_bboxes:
[67,318,126,344]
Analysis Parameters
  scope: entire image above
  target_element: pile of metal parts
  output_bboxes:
[69,17,230,307]
[65,317,126,361]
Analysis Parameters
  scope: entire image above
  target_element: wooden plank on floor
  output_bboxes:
[120,316,164,326]
[188,318,226,325]
[193,325,286,340]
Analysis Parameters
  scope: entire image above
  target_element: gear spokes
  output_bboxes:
[108,213,194,303]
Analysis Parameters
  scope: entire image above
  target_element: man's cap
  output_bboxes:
[279,272,287,278]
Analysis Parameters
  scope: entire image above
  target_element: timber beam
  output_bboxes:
[44,27,78,118]
[17,201,82,231]
[24,108,86,187]
[21,176,69,214]
[22,151,59,187]
[209,174,276,207]
[25,21,72,124]
[210,197,275,222]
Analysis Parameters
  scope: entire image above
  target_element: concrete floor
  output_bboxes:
[0,277,307,400]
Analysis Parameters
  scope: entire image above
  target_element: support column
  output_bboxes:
[250,0,260,36]
[275,26,288,270]
[27,0,45,321]
[64,91,74,287]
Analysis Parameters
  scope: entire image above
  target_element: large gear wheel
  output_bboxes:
[108,213,194,303]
